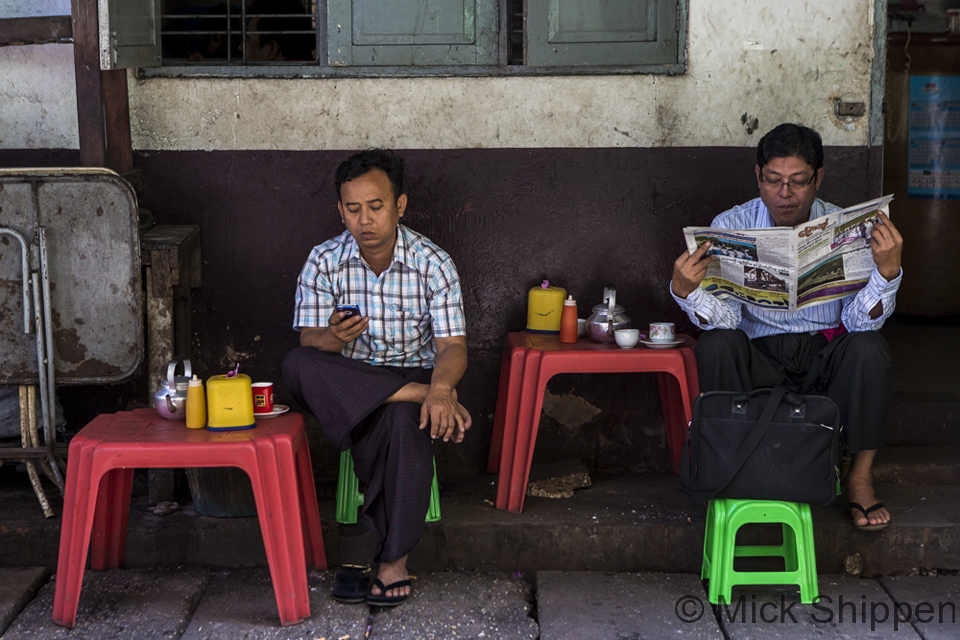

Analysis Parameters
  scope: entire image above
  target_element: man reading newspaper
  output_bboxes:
[670,123,903,531]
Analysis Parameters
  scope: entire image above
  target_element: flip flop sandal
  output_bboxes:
[332,564,372,604]
[848,501,890,532]
[366,578,412,607]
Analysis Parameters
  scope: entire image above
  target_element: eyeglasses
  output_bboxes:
[759,172,817,192]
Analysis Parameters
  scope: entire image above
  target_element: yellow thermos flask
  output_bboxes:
[526,280,567,334]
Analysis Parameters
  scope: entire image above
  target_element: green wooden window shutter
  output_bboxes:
[327,0,498,66]
[99,0,161,69]
[525,0,681,68]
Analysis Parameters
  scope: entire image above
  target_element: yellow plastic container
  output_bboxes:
[526,280,567,334]
[206,373,255,431]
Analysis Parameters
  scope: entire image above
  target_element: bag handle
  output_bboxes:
[686,386,787,502]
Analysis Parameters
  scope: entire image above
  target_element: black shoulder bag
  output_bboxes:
[680,386,841,505]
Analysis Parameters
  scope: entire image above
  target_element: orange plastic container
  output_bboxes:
[559,296,579,343]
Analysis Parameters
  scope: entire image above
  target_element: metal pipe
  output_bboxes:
[25,460,54,517]
[38,228,66,485]
[39,228,56,441]
[25,384,59,486]
[0,448,49,459]
[18,387,53,518]
[31,272,50,452]
[0,227,32,334]
[30,269,64,491]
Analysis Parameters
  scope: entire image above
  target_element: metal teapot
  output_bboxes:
[154,356,192,420]
[586,287,631,343]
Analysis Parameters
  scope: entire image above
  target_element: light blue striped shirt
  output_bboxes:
[293,225,465,367]
[671,198,902,339]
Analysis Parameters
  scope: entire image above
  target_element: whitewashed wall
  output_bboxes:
[1,0,876,152]
[0,0,77,149]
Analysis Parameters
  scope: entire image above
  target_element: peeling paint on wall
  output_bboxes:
[219,344,256,371]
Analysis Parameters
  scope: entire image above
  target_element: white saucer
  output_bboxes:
[256,404,289,419]
[639,338,683,349]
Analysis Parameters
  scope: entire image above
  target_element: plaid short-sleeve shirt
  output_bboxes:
[293,225,466,368]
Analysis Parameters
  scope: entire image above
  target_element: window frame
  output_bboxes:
[124,0,687,79]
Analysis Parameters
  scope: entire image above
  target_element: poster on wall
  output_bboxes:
[908,76,960,199]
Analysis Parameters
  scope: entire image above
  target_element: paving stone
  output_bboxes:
[0,567,48,636]
[2,568,209,639]
[368,571,537,639]
[180,567,368,640]
[535,571,723,640]
[879,575,960,640]
[719,574,921,639]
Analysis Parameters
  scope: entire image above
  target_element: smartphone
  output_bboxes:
[335,304,362,319]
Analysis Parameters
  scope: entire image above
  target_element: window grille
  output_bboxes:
[128,0,687,76]
[160,0,317,63]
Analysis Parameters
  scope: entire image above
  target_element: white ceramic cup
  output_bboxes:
[648,322,676,343]
[614,328,640,349]
[577,318,587,337]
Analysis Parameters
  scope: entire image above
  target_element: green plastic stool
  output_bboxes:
[701,498,819,605]
[335,450,441,525]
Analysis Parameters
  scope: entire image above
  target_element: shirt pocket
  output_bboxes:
[390,303,429,349]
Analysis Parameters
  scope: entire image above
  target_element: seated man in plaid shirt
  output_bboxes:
[283,149,471,607]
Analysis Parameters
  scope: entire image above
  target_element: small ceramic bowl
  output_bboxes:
[614,328,640,349]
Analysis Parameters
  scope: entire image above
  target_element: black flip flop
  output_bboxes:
[848,501,890,532]
[366,578,412,607]
[332,564,372,604]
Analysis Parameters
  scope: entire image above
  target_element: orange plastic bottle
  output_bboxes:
[559,295,579,343]
[185,375,207,429]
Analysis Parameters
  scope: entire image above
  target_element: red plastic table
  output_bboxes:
[53,409,326,628]
[487,332,700,513]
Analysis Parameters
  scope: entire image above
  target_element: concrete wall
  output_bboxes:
[0,1,883,481]
[0,0,77,149]
[3,1,876,151]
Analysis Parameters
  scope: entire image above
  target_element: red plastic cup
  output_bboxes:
[252,382,274,414]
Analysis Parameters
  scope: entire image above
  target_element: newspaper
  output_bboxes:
[682,195,894,311]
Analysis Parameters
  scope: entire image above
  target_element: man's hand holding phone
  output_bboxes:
[329,305,368,343]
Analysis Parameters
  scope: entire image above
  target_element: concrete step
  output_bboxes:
[873,446,960,486]
[886,392,960,447]
[412,474,960,579]
[4,470,960,580]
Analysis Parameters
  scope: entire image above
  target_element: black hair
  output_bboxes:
[335,149,405,200]
[246,0,315,61]
[756,123,824,171]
